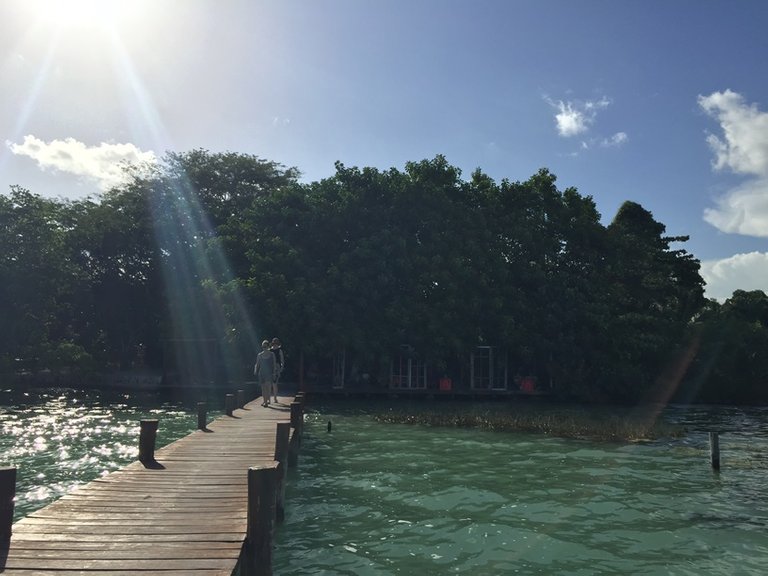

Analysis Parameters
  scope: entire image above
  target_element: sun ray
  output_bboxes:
[12,0,262,390]
[0,21,61,176]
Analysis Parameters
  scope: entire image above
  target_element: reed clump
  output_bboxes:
[373,408,685,442]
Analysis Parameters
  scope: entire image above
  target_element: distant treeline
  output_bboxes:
[1,151,766,404]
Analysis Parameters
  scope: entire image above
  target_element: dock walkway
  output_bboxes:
[1,395,298,575]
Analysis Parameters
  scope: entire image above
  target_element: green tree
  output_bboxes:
[486,169,610,394]
[0,187,84,370]
[600,201,706,401]
[683,290,768,404]
[64,185,162,369]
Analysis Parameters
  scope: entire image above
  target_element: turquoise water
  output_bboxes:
[0,386,220,519]
[274,404,768,575]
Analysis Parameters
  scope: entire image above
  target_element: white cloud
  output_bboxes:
[546,96,611,138]
[703,178,768,237]
[700,251,768,302]
[699,90,768,175]
[554,101,589,137]
[699,90,768,236]
[7,135,157,191]
[601,132,628,148]
[584,96,611,111]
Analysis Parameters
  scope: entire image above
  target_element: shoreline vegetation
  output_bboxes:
[373,406,685,442]
[3,151,766,405]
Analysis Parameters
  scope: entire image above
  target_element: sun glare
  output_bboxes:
[28,0,129,29]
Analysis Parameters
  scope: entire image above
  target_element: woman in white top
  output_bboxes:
[254,340,276,406]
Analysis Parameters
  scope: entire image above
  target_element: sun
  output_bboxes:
[26,0,129,29]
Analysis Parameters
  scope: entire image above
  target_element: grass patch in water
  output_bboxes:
[373,405,685,442]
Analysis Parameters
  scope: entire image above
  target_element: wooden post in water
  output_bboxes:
[273,422,291,523]
[196,402,207,430]
[288,401,302,469]
[225,393,236,416]
[0,467,16,541]
[710,432,721,470]
[138,420,159,463]
[288,430,299,469]
[290,401,302,436]
[237,389,246,409]
[243,461,279,576]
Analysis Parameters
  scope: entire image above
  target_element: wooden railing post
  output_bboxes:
[197,402,207,430]
[710,432,721,470]
[273,422,291,523]
[0,467,16,541]
[289,401,303,437]
[138,419,159,463]
[288,399,303,469]
[243,462,279,576]
[225,393,236,416]
[237,389,246,409]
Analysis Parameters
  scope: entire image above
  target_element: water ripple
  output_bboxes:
[275,404,768,575]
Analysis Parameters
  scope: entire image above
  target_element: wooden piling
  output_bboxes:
[225,393,236,416]
[138,419,159,463]
[710,432,721,470]
[0,466,16,541]
[237,389,246,409]
[288,399,303,469]
[197,402,207,430]
[290,401,302,436]
[288,433,299,469]
[243,461,279,576]
[273,422,291,523]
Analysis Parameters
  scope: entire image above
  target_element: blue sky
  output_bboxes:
[2,0,767,301]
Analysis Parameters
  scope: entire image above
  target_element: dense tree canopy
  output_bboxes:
[678,290,768,404]
[1,151,765,404]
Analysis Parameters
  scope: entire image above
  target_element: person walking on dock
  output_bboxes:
[271,337,284,403]
[254,340,277,406]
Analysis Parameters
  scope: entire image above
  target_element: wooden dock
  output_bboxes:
[0,394,303,575]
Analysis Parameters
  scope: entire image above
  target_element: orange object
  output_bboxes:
[439,377,452,391]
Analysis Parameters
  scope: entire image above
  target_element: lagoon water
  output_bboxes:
[274,404,768,575]
[2,389,767,575]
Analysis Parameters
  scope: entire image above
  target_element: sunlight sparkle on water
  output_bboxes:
[93,445,113,458]
[1,388,205,519]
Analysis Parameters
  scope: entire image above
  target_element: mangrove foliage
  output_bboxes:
[1,151,766,404]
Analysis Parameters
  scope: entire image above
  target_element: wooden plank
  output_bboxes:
[0,571,229,576]
[59,484,249,495]
[3,541,242,555]
[12,520,250,536]
[28,509,246,518]
[9,532,247,542]
[39,500,247,510]
[1,557,235,570]
[2,395,298,573]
